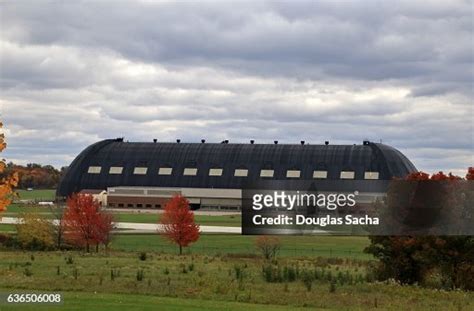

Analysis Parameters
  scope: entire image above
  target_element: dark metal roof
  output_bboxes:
[57,139,417,197]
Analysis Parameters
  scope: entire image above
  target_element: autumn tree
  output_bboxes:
[256,235,281,260]
[366,168,474,289]
[0,122,19,213]
[160,195,200,255]
[16,212,55,250]
[63,193,115,252]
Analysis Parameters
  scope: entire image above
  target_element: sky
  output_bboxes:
[0,0,472,175]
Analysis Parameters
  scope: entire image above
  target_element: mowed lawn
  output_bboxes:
[0,290,311,311]
[15,189,56,201]
[0,224,15,232]
[113,234,371,259]
[115,213,241,227]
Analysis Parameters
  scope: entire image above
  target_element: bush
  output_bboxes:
[301,272,313,291]
[139,252,147,261]
[136,269,144,281]
[365,236,474,290]
[0,233,12,245]
[16,212,55,250]
[24,267,33,277]
[256,236,281,260]
[65,255,74,265]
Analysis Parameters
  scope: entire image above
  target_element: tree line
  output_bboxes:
[2,162,67,189]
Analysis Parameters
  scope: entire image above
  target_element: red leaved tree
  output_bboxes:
[63,193,115,252]
[366,168,474,289]
[160,195,200,255]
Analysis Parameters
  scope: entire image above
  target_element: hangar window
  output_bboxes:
[109,167,123,174]
[260,169,274,178]
[340,171,355,179]
[286,170,301,178]
[183,168,198,176]
[364,171,379,180]
[88,166,102,174]
[234,169,248,177]
[313,170,327,179]
[133,167,148,175]
[158,167,173,175]
[209,168,223,176]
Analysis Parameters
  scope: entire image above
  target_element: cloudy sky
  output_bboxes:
[0,0,472,175]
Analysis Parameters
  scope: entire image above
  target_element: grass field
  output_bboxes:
[0,224,15,232]
[113,234,371,259]
[0,251,471,310]
[1,190,473,310]
[15,189,56,201]
[114,213,241,227]
[0,290,313,311]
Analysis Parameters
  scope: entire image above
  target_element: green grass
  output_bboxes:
[15,189,56,201]
[113,234,371,259]
[0,251,471,310]
[0,290,310,311]
[3,204,54,214]
[115,213,241,227]
[0,224,15,232]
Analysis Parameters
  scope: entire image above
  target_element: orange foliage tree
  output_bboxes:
[63,193,115,252]
[0,122,19,213]
[160,195,200,255]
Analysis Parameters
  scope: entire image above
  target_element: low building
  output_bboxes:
[106,186,241,210]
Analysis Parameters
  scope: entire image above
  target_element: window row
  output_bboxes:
[87,166,380,180]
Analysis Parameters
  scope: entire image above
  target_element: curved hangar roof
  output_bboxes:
[57,139,417,197]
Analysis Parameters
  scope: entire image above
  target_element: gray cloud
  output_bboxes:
[0,0,472,174]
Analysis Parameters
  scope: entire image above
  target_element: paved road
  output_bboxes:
[0,217,241,234]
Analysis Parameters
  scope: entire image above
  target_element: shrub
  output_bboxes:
[256,236,281,260]
[301,272,313,291]
[16,212,55,250]
[110,268,120,281]
[234,265,243,280]
[24,267,33,277]
[65,255,74,265]
[136,269,144,281]
[139,252,147,261]
[0,233,15,248]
